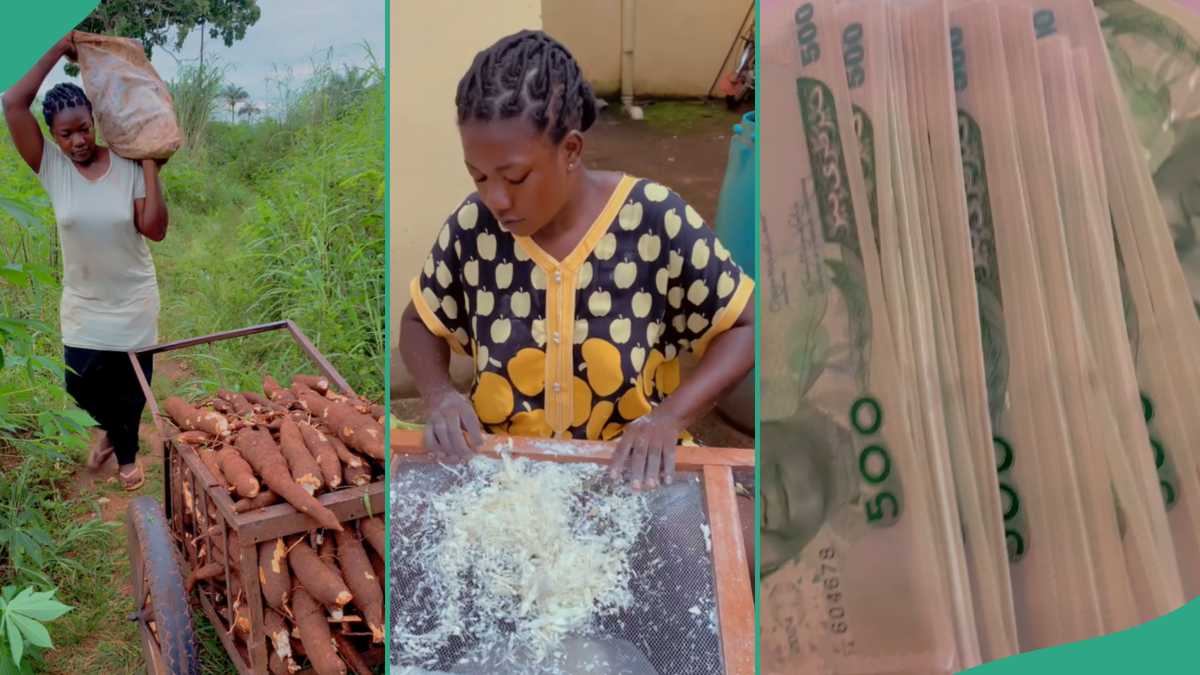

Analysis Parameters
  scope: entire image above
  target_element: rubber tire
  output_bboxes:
[126,496,200,675]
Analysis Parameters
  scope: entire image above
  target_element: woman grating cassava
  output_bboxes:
[3,35,168,490]
[400,30,755,489]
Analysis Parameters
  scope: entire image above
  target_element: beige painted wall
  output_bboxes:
[542,0,749,98]
[390,0,543,348]
[540,2,622,94]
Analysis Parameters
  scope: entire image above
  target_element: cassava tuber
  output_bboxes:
[233,490,279,513]
[217,389,254,417]
[335,529,384,643]
[165,396,229,436]
[342,460,371,487]
[332,632,373,675]
[358,517,385,560]
[259,538,290,611]
[367,547,385,593]
[264,375,298,407]
[295,386,333,418]
[242,390,271,407]
[316,533,353,620]
[185,562,222,593]
[291,588,346,675]
[293,374,331,394]
[326,436,363,469]
[197,447,227,488]
[297,421,343,488]
[264,609,294,665]
[322,401,385,461]
[175,430,212,446]
[234,428,341,531]
[279,419,323,495]
[268,650,297,675]
[287,539,352,607]
[216,445,260,498]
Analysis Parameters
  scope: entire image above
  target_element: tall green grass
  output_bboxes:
[0,108,116,666]
[0,126,93,466]
[157,59,385,400]
[169,64,224,153]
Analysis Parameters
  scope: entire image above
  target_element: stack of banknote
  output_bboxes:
[760,1,1200,672]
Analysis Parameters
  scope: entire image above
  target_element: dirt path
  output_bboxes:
[55,356,209,674]
[588,100,746,218]
[68,358,189,501]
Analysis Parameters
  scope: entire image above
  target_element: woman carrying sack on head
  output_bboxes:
[3,34,169,490]
[399,30,755,490]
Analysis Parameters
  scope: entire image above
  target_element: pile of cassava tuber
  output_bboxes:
[165,374,388,675]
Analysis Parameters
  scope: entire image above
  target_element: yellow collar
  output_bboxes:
[514,174,637,272]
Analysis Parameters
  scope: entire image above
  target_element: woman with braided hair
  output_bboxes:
[400,30,755,490]
[3,34,168,490]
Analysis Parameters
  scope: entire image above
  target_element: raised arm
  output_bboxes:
[1,34,75,173]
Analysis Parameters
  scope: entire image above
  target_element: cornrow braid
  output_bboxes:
[456,30,597,144]
[42,83,92,127]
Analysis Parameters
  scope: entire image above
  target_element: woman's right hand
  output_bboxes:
[57,33,77,62]
[423,388,483,460]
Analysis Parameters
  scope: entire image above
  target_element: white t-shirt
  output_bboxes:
[38,143,159,351]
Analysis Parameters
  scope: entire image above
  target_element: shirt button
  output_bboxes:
[554,271,562,283]
[552,382,562,393]
[553,332,561,344]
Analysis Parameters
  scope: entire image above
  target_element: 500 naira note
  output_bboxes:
[760,1,962,672]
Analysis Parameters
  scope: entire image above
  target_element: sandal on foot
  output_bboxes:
[87,434,114,471]
[119,463,145,491]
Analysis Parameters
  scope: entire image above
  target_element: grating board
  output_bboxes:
[390,457,726,675]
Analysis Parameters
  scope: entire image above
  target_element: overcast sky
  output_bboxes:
[40,0,384,112]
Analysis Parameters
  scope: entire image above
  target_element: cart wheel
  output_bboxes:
[126,496,200,675]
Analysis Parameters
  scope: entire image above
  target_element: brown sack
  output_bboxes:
[73,31,183,160]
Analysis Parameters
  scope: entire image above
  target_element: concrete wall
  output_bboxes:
[389,0,543,347]
[542,0,750,98]
[540,2,622,95]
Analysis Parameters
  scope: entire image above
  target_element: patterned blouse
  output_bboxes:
[410,175,754,440]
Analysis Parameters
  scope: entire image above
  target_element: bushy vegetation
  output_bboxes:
[0,53,384,672]
[156,58,386,402]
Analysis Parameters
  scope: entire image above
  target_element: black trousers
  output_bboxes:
[64,347,154,466]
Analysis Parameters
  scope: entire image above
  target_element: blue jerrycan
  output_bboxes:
[713,111,755,434]
[714,111,756,278]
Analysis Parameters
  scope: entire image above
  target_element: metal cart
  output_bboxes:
[124,321,386,674]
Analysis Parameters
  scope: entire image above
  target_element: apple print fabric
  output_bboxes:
[409,175,754,440]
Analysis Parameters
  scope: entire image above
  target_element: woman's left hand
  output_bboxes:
[609,408,684,491]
